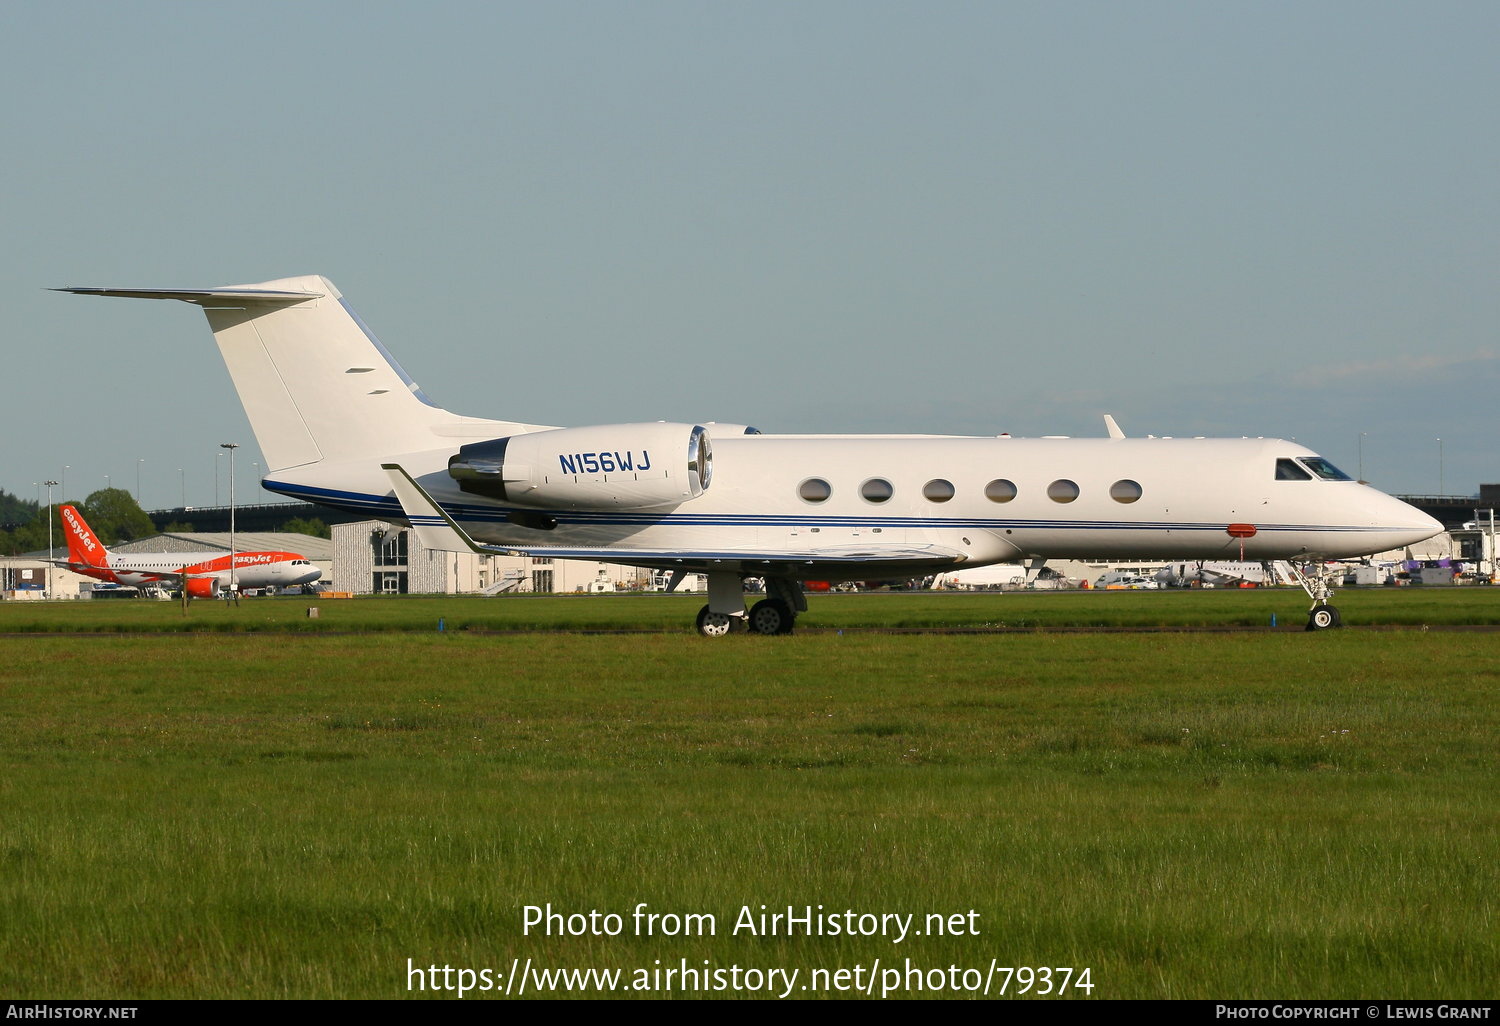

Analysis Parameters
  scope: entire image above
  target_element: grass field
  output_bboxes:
[3,583,1500,633]
[1,592,1497,999]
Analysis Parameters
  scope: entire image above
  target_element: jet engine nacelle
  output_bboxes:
[449,422,713,511]
[185,577,222,599]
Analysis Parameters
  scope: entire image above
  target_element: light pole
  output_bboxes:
[43,480,58,599]
[221,443,239,598]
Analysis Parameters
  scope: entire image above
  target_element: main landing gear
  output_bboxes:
[1285,562,1342,631]
[694,574,807,636]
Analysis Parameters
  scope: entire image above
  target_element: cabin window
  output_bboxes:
[984,479,1017,503]
[1275,458,1312,481]
[1299,457,1352,481]
[923,479,955,503]
[798,478,832,503]
[861,478,894,503]
[1110,479,1142,503]
[1047,479,1079,503]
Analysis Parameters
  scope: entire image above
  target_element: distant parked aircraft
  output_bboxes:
[52,504,321,596]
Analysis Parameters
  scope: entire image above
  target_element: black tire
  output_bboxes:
[1306,605,1342,631]
[749,598,795,636]
[696,605,735,637]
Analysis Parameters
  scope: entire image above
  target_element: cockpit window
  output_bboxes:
[1299,457,1352,481]
[1275,458,1312,481]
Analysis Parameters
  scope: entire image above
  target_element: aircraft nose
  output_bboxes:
[1387,497,1445,547]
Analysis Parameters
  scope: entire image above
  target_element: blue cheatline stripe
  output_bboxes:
[264,479,1407,537]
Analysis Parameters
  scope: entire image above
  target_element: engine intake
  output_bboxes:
[449,423,712,511]
[185,577,222,599]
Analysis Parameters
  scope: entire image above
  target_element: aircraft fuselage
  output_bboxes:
[267,433,1438,578]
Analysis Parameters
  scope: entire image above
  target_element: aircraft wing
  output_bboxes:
[38,557,210,576]
[382,465,968,575]
[41,559,215,582]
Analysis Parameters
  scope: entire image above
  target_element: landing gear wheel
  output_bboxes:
[749,598,795,636]
[696,605,735,637]
[1306,605,1342,631]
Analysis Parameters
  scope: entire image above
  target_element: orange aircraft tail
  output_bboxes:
[60,505,111,569]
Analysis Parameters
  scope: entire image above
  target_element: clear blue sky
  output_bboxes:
[5,1,1496,510]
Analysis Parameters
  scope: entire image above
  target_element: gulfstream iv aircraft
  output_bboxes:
[53,504,322,597]
[58,275,1441,633]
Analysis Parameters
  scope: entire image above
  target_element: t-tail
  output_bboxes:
[56,276,550,474]
[60,505,111,569]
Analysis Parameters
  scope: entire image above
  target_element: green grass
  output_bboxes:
[3,584,1500,633]
[2,628,1496,999]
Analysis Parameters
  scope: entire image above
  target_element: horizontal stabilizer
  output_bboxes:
[53,286,323,305]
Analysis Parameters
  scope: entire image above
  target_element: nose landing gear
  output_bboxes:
[1287,563,1343,631]
[1306,604,1342,631]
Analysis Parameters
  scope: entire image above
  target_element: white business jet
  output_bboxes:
[57,275,1441,634]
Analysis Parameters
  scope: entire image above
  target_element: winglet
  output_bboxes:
[382,464,499,556]
[1103,414,1125,439]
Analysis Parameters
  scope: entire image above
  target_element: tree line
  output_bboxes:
[1,487,330,555]
[0,487,155,556]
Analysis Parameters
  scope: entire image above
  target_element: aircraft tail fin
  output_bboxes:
[59,505,111,569]
[57,276,548,473]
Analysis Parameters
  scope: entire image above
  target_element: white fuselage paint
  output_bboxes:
[269,434,1440,578]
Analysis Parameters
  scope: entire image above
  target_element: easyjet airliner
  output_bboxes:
[53,504,321,597]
